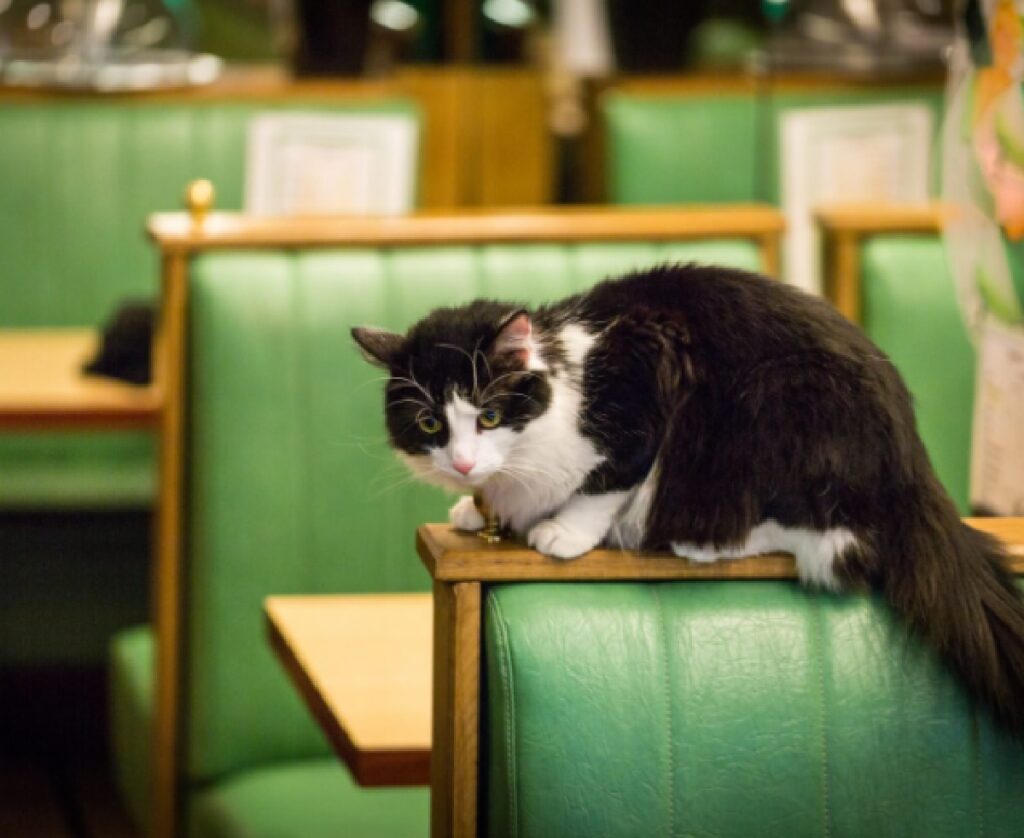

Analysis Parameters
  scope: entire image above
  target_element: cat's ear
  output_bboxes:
[351,327,404,368]
[492,310,535,367]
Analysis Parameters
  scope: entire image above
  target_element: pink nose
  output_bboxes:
[453,459,474,475]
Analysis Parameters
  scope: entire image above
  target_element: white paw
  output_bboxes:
[670,542,720,563]
[449,495,485,532]
[527,519,598,559]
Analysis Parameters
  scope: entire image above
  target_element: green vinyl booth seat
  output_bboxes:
[484,581,1024,838]
[860,234,976,513]
[602,87,943,206]
[0,97,417,509]
[110,236,765,834]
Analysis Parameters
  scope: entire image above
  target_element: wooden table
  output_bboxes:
[0,328,159,430]
[264,593,433,786]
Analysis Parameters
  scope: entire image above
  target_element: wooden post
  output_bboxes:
[759,231,782,280]
[152,248,189,838]
[431,580,482,838]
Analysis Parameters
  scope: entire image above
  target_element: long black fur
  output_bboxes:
[355,264,1024,733]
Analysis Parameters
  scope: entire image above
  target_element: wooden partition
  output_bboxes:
[418,519,1024,837]
[815,203,946,323]
[0,66,553,209]
[147,199,784,836]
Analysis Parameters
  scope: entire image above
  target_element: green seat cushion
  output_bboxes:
[185,240,764,784]
[0,433,154,508]
[485,582,1024,838]
[187,758,428,838]
[861,236,976,513]
[110,624,155,831]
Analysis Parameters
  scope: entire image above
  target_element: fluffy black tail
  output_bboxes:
[869,479,1024,733]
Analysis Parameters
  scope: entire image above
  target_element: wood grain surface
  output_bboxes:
[264,593,432,786]
[418,519,1024,582]
[0,329,159,429]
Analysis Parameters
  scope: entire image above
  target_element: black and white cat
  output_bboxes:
[353,264,1024,733]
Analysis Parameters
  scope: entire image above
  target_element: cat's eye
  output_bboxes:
[418,415,443,434]
[479,408,502,429]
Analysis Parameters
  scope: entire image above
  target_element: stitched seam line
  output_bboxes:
[973,708,984,838]
[652,587,675,836]
[491,595,519,838]
[813,599,832,838]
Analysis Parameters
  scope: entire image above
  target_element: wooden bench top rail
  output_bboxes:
[814,203,946,235]
[815,202,947,323]
[0,328,160,430]
[147,205,785,255]
[418,518,1024,583]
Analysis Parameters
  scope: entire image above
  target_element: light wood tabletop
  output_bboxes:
[0,328,159,430]
[264,592,432,787]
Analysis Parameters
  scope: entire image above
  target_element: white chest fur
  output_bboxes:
[482,325,603,533]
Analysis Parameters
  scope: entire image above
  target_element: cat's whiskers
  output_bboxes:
[479,370,523,402]
[386,397,432,411]
[391,367,435,405]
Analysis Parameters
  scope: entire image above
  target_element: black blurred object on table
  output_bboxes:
[83,302,155,387]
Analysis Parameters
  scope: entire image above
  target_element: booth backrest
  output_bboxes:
[0,98,417,328]
[860,234,976,512]
[483,580,1024,837]
[0,97,416,510]
[183,236,769,785]
[602,85,943,205]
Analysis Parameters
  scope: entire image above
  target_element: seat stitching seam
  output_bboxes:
[652,586,675,836]
[492,595,519,838]
[814,599,832,838]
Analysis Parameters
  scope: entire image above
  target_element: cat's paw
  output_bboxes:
[527,519,597,559]
[449,495,485,532]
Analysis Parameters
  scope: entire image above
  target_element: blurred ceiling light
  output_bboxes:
[370,0,418,33]
[483,0,534,29]
[26,3,51,29]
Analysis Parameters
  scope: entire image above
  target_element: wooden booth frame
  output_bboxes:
[815,202,946,324]
[417,520,1024,837]
[147,197,785,837]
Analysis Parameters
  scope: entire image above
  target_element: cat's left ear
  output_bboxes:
[351,326,404,368]
[492,309,537,367]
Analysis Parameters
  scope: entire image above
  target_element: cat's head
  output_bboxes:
[352,301,552,491]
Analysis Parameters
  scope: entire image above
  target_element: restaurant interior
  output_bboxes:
[1,0,1023,836]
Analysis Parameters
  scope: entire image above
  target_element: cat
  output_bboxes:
[353,263,1024,734]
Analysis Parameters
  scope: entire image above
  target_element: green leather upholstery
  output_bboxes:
[184,240,763,783]
[861,236,976,513]
[484,581,1024,837]
[0,98,416,508]
[603,88,943,205]
[109,236,762,833]
[187,759,428,838]
[110,624,155,830]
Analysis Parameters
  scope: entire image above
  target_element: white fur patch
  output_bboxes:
[427,394,512,486]
[527,490,628,558]
[482,368,604,533]
[671,519,858,589]
[449,494,486,532]
[558,323,595,368]
[607,465,659,551]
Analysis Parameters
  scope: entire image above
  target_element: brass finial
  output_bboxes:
[473,492,503,544]
[186,179,215,226]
